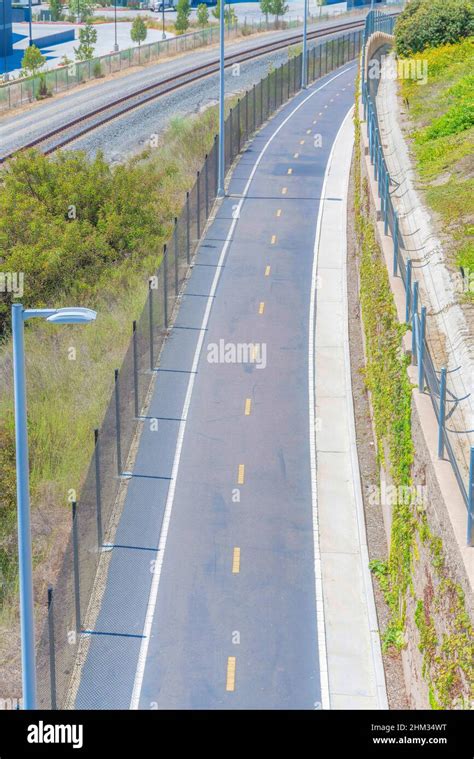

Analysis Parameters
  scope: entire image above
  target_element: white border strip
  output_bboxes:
[130,63,356,710]
[339,111,389,710]
[308,109,356,711]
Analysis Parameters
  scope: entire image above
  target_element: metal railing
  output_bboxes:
[34,27,364,710]
[361,10,474,546]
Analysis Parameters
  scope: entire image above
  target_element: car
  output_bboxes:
[149,0,176,12]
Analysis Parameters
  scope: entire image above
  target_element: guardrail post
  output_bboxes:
[94,428,103,549]
[393,212,399,277]
[405,259,412,322]
[174,217,179,295]
[438,368,447,459]
[196,171,201,238]
[418,306,426,392]
[411,281,418,360]
[47,586,57,710]
[384,170,389,235]
[468,447,474,546]
[163,244,169,329]
[71,501,81,634]
[132,320,139,418]
[114,368,122,475]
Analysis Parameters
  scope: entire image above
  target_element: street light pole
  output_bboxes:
[12,304,97,710]
[162,2,166,41]
[302,0,308,88]
[12,304,36,710]
[28,0,33,46]
[217,0,225,197]
[113,0,119,52]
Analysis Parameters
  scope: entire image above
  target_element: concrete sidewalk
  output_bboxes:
[314,110,387,709]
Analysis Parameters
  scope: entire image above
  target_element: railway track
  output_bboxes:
[0,16,391,162]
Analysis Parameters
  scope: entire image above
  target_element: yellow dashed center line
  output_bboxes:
[276,209,282,217]
[281,187,287,195]
[265,265,271,276]
[271,234,277,244]
[226,657,236,691]
[287,168,293,175]
[237,464,245,485]
[258,302,265,315]
[300,139,305,145]
[244,398,251,416]
[232,547,241,574]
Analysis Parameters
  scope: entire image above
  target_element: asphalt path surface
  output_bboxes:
[73,59,356,709]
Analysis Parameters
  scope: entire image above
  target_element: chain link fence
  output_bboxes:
[361,10,474,544]
[34,27,363,709]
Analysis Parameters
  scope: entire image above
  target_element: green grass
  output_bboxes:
[400,38,474,281]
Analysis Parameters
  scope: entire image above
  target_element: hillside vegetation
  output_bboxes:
[0,106,218,613]
[399,37,474,290]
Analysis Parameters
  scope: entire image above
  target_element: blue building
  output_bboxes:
[1,0,13,60]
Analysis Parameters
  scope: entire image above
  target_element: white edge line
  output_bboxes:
[130,63,356,710]
[339,111,389,710]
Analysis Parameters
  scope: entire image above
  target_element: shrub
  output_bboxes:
[395,0,474,57]
[93,61,103,78]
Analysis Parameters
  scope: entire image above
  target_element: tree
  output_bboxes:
[175,0,191,33]
[21,45,46,77]
[260,0,272,26]
[130,16,148,47]
[69,0,95,22]
[315,0,327,18]
[49,0,64,22]
[74,23,98,61]
[270,0,288,28]
[196,3,209,26]
[395,0,474,57]
[212,0,236,26]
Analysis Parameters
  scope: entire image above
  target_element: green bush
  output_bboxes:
[395,0,474,57]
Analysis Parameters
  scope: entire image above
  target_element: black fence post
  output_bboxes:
[205,155,209,218]
[266,72,270,116]
[173,216,179,295]
[280,63,284,103]
[196,171,201,238]
[71,502,81,634]
[253,84,256,131]
[319,44,322,78]
[163,244,169,328]
[237,99,241,153]
[132,320,139,418]
[214,134,218,197]
[148,278,154,371]
[229,108,233,160]
[274,66,277,109]
[47,586,57,710]
[114,368,122,476]
[94,428,102,549]
[245,90,248,140]
[186,190,191,264]
[260,79,263,124]
[325,42,328,75]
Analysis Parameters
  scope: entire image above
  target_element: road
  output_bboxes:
[70,57,385,710]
